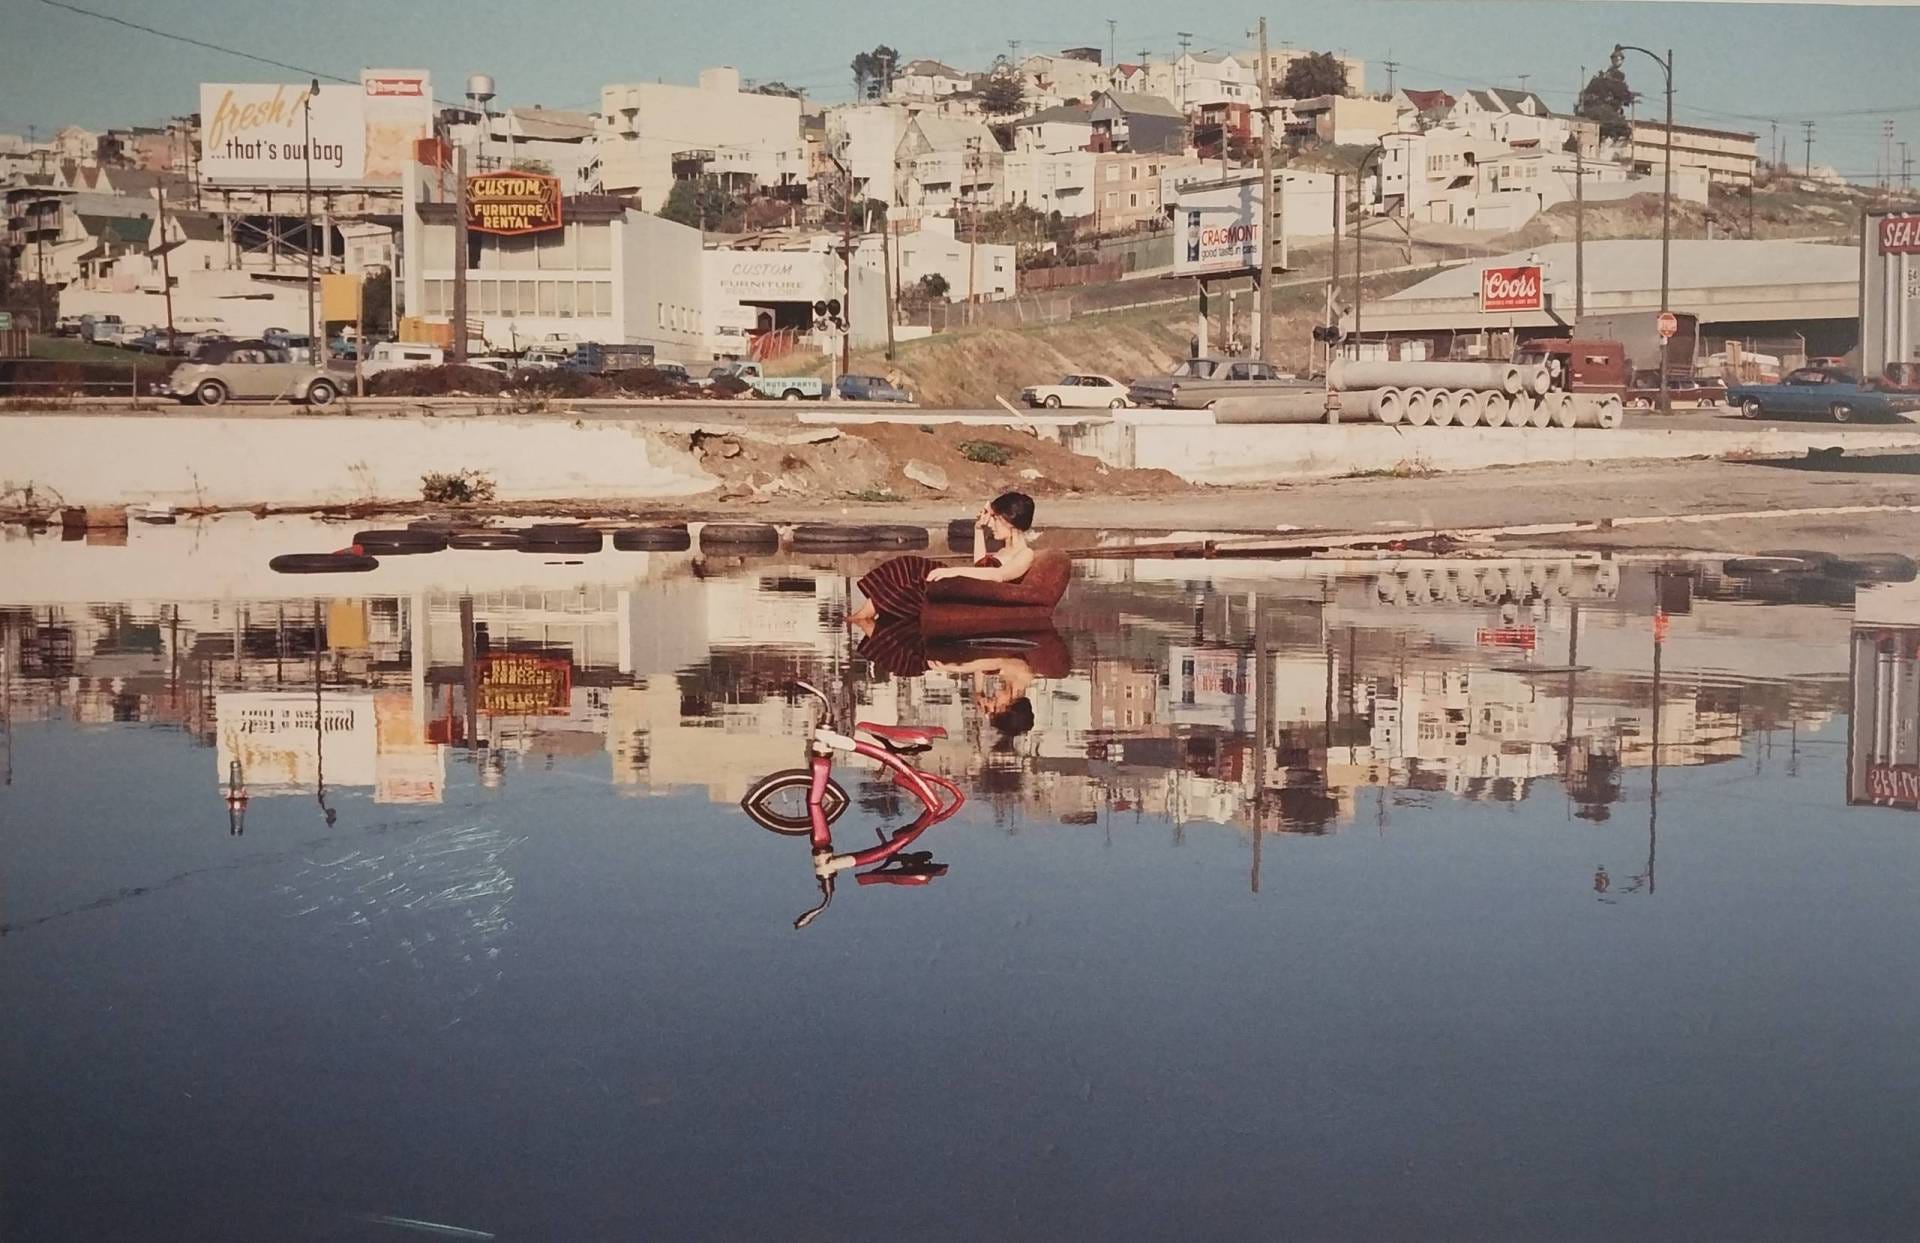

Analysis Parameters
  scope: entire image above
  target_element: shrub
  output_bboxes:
[420,469,498,503]
[958,440,1013,466]
[511,368,608,398]
[710,375,753,398]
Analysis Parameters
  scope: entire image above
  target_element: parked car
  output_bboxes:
[705,361,826,401]
[1022,373,1131,409]
[103,323,150,348]
[466,357,515,375]
[361,342,444,377]
[1128,357,1306,409]
[651,361,692,384]
[261,328,294,347]
[1726,366,1920,423]
[80,314,123,343]
[517,347,570,370]
[328,335,366,361]
[836,373,912,403]
[131,328,193,355]
[157,340,342,407]
[54,315,83,337]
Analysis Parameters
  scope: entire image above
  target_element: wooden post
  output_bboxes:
[1256,16,1278,361]
[881,215,897,362]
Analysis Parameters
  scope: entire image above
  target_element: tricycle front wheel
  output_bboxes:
[741,768,849,835]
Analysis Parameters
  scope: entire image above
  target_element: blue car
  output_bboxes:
[835,374,912,403]
[1726,366,1920,424]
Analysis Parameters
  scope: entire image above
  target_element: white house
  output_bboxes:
[890,60,973,101]
[1002,149,1096,218]
[896,116,1002,213]
[825,104,912,204]
[1018,53,1110,108]
[869,215,1015,302]
[1007,105,1094,154]
[444,107,604,194]
[597,67,804,212]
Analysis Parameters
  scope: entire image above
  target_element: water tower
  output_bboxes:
[466,73,496,168]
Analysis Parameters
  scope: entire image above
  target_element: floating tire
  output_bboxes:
[1826,552,1919,583]
[613,525,693,552]
[700,522,780,552]
[448,530,528,551]
[791,523,930,551]
[1757,548,1840,571]
[1723,555,1819,576]
[354,528,448,555]
[521,528,604,554]
[270,552,379,574]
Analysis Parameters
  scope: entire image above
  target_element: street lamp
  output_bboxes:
[1613,44,1673,414]
[1351,141,1385,353]
[303,78,319,366]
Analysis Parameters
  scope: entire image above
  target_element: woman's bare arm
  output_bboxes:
[931,546,1033,583]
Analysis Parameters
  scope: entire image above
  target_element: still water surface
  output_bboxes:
[5,547,1919,1240]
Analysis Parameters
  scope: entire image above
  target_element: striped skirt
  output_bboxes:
[856,555,940,622]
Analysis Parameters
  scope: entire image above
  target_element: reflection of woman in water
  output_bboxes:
[849,491,1036,625]
[931,652,1036,747]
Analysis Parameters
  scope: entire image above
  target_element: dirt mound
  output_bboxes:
[367,365,509,397]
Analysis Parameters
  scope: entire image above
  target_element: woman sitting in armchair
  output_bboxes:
[850,491,1035,625]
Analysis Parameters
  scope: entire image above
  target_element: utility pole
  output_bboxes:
[1575,71,1585,323]
[881,210,896,362]
[452,145,470,364]
[303,79,319,364]
[1176,31,1193,105]
[1256,15,1277,361]
[965,137,980,319]
[1329,171,1342,362]
[155,181,176,346]
[1903,141,1914,194]
[1384,59,1399,97]
[840,147,854,375]
[1803,120,1815,177]
[1614,45,1673,413]
[1769,119,1778,169]
[1107,18,1117,67]
[1884,119,1896,190]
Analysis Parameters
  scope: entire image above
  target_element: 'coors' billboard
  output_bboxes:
[1480,265,1542,312]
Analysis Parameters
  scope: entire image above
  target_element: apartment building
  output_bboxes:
[1629,119,1760,188]
[825,104,912,204]
[597,67,804,212]
[896,116,1002,212]
[1088,91,1189,155]
[1093,150,1199,233]
[1002,148,1096,218]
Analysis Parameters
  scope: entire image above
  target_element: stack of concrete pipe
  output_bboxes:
[1368,559,1621,608]
[1320,359,1625,430]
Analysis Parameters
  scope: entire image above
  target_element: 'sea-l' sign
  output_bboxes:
[1879,215,1920,254]
[466,173,564,235]
[1481,265,1542,312]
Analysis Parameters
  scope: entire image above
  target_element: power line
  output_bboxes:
[34,0,359,86]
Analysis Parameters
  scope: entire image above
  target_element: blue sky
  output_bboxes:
[4,0,1916,178]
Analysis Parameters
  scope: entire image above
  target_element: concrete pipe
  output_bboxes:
[1480,392,1511,428]
[1328,359,1523,394]
[1512,395,1552,429]
[1545,391,1578,429]
[1454,389,1485,427]
[1428,388,1460,427]
[1211,393,1332,424]
[1570,394,1626,430]
[1522,365,1552,397]
[1402,388,1434,427]
[1370,387,1406,425]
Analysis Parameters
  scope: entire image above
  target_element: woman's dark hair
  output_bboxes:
[990,491,1035,531]
[989,696,1035,741]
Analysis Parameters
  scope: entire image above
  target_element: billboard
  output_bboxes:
[1173,178,1262,277]
[198,69,431,188]
[1480,265,1543,312]
[1862,210,1920,378]
[466,172,564,234]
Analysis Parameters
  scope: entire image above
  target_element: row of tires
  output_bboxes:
[269,518,973,573]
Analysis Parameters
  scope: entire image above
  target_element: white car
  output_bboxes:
[1021,373,1133,410]
[361,342,444,377]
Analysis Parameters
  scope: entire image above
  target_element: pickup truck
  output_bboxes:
[1726,365,1920,424]
[704,361,827,401]
[1127,357,1310,409]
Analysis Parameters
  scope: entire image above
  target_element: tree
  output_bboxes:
[1279,52,1348,100]
[980,71,1026,116]
[752,81,804,99]
[360,268,393,336]
[658,180,732,231]
[851,45,900,100]
[917,273,951,301]
[1577,66,1635,142]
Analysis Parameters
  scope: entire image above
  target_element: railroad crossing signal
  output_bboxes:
[812,299,847,334]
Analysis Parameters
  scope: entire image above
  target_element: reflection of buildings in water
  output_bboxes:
[1848,613,1920,811]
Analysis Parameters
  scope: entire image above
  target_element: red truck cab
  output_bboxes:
[1515,337,1725,409]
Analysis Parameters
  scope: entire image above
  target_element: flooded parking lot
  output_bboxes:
[5,522,1920,1240]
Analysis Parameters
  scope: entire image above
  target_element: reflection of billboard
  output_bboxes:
[198,69,431,187]
[1848,624,1920,811]
[1173,178,1262,277]
[479,652,572,716]
[216,691,377,793]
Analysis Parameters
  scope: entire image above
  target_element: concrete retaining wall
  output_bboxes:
[0,413,718,508]
[1064,420,1920,485]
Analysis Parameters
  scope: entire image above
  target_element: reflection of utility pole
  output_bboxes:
[1250,595,1272,894]
[460,595,479,751]
[1645,596,1664,895]
[314,599,336,828]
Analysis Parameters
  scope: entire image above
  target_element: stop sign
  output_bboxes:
[1656,311,1678,339]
